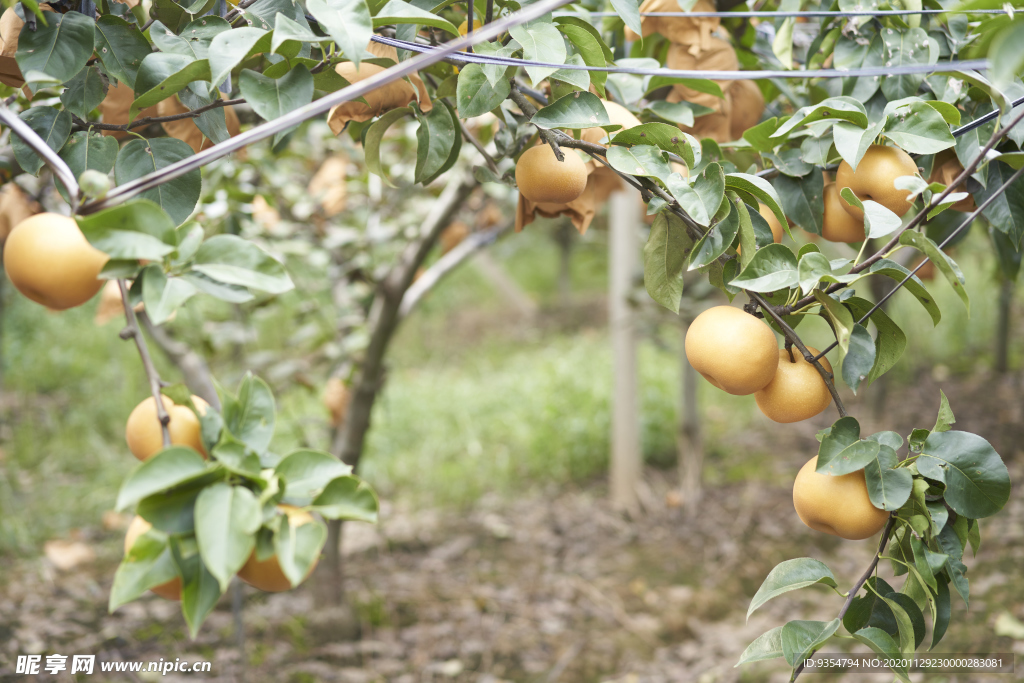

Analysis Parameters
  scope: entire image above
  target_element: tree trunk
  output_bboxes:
[995,278,1013,374]
[321,175,477,602]
[678,315,704,517]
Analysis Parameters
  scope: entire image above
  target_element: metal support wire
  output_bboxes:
[579,8,1009,17]
[370,34,988,80]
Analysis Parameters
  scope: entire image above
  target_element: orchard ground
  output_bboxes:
[1,219,1023,681]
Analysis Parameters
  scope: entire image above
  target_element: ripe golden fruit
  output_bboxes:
[125,395,209,461]
[323,377,351,428]
[458,18,481,35]
[3,213,107,310]
[927,149,976,213]
[237,505,319,592]
[684,306,779,395]
[793,456,889,540]
[759,203,785,244]
[835,144,918,220]
[822,183,866,243]
[124,516,182,601]
[755,347,833,423]
[515,145,588,205]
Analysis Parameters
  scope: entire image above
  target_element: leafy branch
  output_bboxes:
[70,98,245,133]
[0,102,80,205]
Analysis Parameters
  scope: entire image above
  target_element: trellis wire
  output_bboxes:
[579,8,1010,17]
[370,34,988,80]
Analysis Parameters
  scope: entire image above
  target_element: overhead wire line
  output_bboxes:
[579,8,1011,17]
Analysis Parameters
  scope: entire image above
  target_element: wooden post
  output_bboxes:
[608,190,641,512]
[678,314,704,516]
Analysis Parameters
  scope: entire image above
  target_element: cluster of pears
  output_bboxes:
[823,144,918,243]
[685,306,887,541]
[123,397,315,598]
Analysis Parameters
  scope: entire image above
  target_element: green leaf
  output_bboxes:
[611,123,697,166]
[509,21,565,84]
[880,28,928,101]
[917,430,1010,519]
[797,252,831,295]
[555,22,607,95]
[115,138,202,227]
[109,531,179,611]
[311,476,379,522]
[844,297,907,385]
[473,41,517,88]
[868,259,940,325]
[863,443,912,510]
[194,483,262,591]
[664,174,709,227]
[272,512,327,588]
[150,17,229,60]
[933,389,955,432]
[373,0,458,34]
[15,11,94,92]
[642,210,691,313]
[57,131,118,202]
[735,627,784,666]
[773,171,823,235]
[140,265,197,325]
[730,243,798,292]
[222,372,276,453]
[93,16,152,90]
[781,619,840,667]
[238,65,314,145]
[208,27,271,89]
[77,199,178,260]
[772,16,795,69]
[131,53,211,120]
[898,231,969,313]
[210,434,263,478]
[931,576,951,649]
[456,64,509,119]
[176,540,224,638]
[816,416,859,471]
[609,0,642,38]
[688,200,739,271]
[275,449,352,505]
[838,188,902,239]
[842,323,875,394]
[646,75,723,100]
[883,100,956,155]
[990,18,1024,87]
[606,145,672,183]
[772,97,868,138]
[115,447,209,511]
[977,160,1024,249]
[693,162,725,224]
[308,0,373,67]
[363,106,413,186]
[191,235,294,294]
[746,558,838,621]
[867,585,918,654]
[834,119,885,171]
[852,628,909,681]
[10,106,71,177]
[554,16,614,62]
[531,91,609,131]
[414,102,457,184]
[725,173,787,234]
[61,66,108,119]
[814,291,854,353]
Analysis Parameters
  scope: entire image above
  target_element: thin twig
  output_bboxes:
[72,98,245,132]
[78,0,571,215]
[508,80,565,161]
[459,118,500,174]
[791,515,897,682]
[0,103,80,207]
[749,291,847,418]
[117,280,172,447]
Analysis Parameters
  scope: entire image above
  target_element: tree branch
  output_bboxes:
[137,311,222,411]
[71,98,245,132]
[0,103,80,207]
[117,280,172,446]
[791,515,897,682]
[748,291,847,418]
[459,117,501,174]
[399,219,512,317]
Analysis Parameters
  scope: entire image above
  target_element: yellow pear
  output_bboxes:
[3,213,108,310]
[515,145,588,205]
[125,395,209,461]
[793,456,889,540]
[755,347,833,423]
[822,183,866,243]
[759,203,785,244]
[684,306,779,395]
[835,144,918,220]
